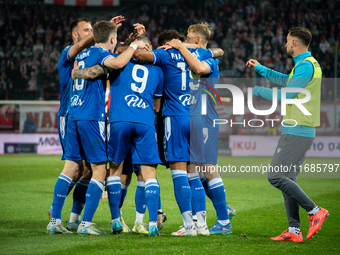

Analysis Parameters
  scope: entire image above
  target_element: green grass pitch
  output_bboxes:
[0,155,339,254]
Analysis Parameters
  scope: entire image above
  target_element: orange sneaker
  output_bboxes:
[307,207,329,239]
[270,230,303,242]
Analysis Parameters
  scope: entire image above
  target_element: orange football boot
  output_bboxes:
[307,207,329,239]
[271,230,303,242]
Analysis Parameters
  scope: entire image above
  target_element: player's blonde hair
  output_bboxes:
[187,23,211,44]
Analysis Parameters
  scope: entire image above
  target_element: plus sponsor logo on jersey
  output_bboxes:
[179,94,197,106]
[125,94,149,109]
[70,95,84,107]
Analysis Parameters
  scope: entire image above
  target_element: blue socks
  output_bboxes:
[71,178,89,215]
[171,170,192,213]
[135,181,146,214]
[188,173,206,213]
[119,183,129,209]
[67,181,76,196]
[144,179,160,222]
[208,178,229,222]
[188,172,206,227]
[51,174,72,220]
[107,176,121,220]
[200,173,212,199]
[81,178,104,223]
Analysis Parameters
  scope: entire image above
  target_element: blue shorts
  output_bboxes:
[164,115,204,163]
[122,149,141,174]
[203,126,219,164]
[58,116,67,160]
[65,120,107,163]
[107,122,161,165]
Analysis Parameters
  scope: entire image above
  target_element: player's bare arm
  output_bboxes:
[133,49,154,63]
[166,39,210,75]
[182,42,198,49]
[153,97,162,113]
[69,34,94,59]
[104,40,146,69]
[209,48,224,58]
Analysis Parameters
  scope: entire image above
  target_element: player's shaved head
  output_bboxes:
[69,18,91,34]
[93,21,117,44]
[187,23,211,44]
[158,29,185,46]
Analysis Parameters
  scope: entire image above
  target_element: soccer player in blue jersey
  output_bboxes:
[117,38,167,234]
[174,23,234,235]
[48,18,94,235]
[48,20,145,236]
[108,38,164,235]
[47,16,126,235]
[73,35,164,236]
[165,35,232,235]
[134,30,220,236]
[58,18,94,233]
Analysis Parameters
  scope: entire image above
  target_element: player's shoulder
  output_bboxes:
[197,47,213,55]
[156,47,182,54]
[62,45,72,52]
[59,45,72,58]
[152,48,172,56]
[58,45,73,66]
[152,48,164,53]
[87,46,110,55]
[298,59,314,67]
[295,58,314,75]
[204,57,219,66]
[190,47,213,59]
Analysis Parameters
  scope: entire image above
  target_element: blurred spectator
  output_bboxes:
[319,36,333,54]
[28,74,37,91]
[33,39,44,55]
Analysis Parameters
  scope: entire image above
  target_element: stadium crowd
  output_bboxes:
[0,0,339,100]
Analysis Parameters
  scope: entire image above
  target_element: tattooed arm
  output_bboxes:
[72,61,106,80]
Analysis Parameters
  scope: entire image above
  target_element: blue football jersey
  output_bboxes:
[151,48,214,116]
[57,45,74,117]
[201,58,220,124]
[109,58,164,129]
[68,46,111,121]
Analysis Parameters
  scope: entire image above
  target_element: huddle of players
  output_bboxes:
[47,16,235,236]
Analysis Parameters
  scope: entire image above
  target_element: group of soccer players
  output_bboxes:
[45,14,329,242]
[46,14,236,237]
